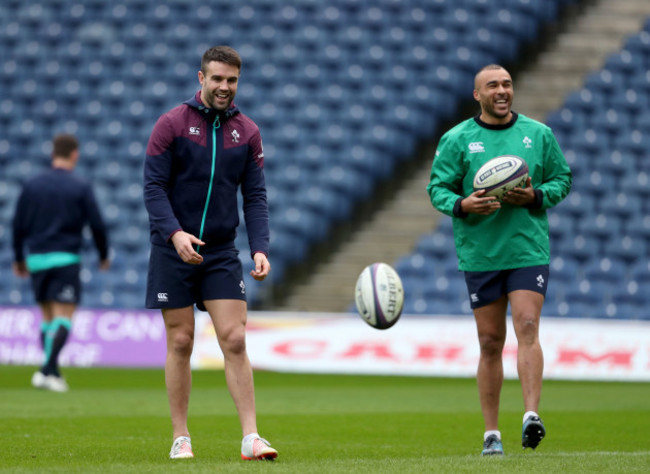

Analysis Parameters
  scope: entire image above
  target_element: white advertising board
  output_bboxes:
[192,312,650,381]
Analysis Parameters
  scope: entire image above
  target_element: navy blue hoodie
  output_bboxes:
[143,91,269,258]
[12,168,109,265]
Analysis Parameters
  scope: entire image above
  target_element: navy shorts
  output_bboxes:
[30,264,81,304]
[146,244,246,311]
[463,265,549,309]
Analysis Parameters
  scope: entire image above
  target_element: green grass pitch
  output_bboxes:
[1,365,648,473]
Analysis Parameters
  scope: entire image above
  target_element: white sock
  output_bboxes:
[523,411,539,423]
[243,432,260,443]
[484,430,501,441]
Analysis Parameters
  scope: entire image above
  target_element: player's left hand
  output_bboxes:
[501,177,535,206]
[250,252,271,281]
[12,261,29,278]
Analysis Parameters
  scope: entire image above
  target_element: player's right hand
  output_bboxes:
[461,190,501,215]
[171,231,205,264]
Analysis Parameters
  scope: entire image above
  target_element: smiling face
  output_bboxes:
[473,66,513,125]
[198,60,240,112]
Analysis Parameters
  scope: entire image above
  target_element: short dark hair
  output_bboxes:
[201,46,242,74]
[477,64,506,75]
[474,64,510,89]
[52,134,79,159]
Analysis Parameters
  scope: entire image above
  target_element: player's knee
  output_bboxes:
[516,315,539,345]
[219,328,246,356]
[169,331,194,357]
[478,333,505,357]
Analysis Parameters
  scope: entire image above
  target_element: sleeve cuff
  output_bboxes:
[453,197,469,218]
[167,228,182,242]
[525,189,544,209]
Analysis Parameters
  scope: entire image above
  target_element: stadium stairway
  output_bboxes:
[275,0,650,313]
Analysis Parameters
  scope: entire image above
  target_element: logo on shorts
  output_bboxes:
[157,292,168,302]
[58,285,75,302]
[239,280,246,294]
[470,293,479,303]
[536,274,545,288]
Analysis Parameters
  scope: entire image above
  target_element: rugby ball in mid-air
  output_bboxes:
[354,263,404,330]
[473,155,529,201]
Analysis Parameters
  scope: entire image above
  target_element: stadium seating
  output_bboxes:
[6,0,640,318]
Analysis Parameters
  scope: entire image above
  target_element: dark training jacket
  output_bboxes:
[12,168,109,263]
[144,91,269,258]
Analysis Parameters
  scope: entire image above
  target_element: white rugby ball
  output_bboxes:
[473,155,529,201]
[354,263,404,330]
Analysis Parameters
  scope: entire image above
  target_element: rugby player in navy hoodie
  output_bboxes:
[144,46,277,461]
[12,134,110,392]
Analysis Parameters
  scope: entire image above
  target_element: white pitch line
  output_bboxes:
[548,451,650,457]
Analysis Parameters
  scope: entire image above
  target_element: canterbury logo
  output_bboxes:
[157,292,168,302]
[468,142,485,153]
[189,127,200,136]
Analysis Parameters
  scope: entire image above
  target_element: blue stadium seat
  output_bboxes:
[300,184,352,222]
[607,88,649,116]
[629,260,650,285]
[466,27,519,63]
[583,69,628,95]
[603,49,645,75]
[564,279,613,306]
[571,170,617,196]
[582,257,627,284]
[269,228,308,265]
[563,88,607,114]
[555,234,600,263]
[318,165,372,200]
[553,191,596,219]
[635,111,650,134]
[612,129,650,158]
[484,8,538,43]
[624,29,650,55]
[272,205,327,243]
[416,231,456,260]
[542,300,592,319]
[624,213,650,240]
[545,108,588,135]
[594,150,635,177]
[577,214,623,242]
[549,255,581,283]
[598,192,643,219]
[506,0,557,22]
[603,235,647,264]
[548,212,576,242]
[611,280,650,307]
[589,109,632,135]
[567,128,611,157]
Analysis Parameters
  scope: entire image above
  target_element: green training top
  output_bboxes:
[426,112,572,272]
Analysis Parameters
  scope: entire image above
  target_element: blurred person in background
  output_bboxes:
[143,45,277,461]
[427,65,571,456]
[12,134,110,392]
